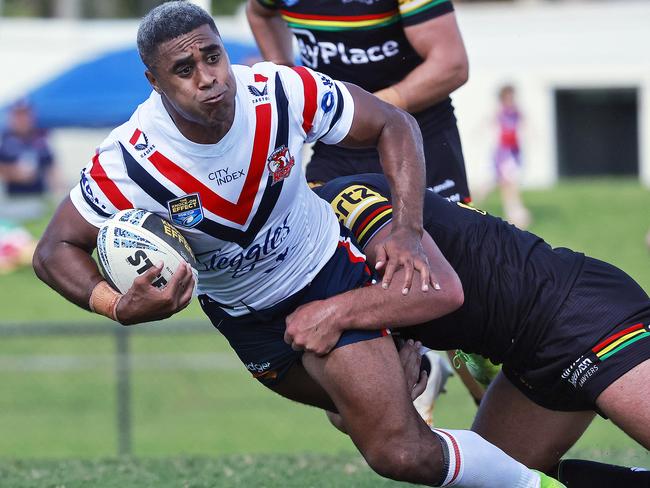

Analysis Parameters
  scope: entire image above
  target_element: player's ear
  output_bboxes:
[145,70,161,94]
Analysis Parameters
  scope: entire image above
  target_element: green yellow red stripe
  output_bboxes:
[597,329,646,357]
[593,323,650,361]
[358,208,392,244]
[281,10,400,31]
[281,11,397,22]
[600,332,650,361]
[593,323,644,354]
[355,204,391,239]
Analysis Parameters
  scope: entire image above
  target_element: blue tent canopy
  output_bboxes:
[1,40,259,129]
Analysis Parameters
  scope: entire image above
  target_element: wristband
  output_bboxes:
[374,86,408,111]
[89,281,123,322]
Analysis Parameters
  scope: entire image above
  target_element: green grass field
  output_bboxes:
[1,178,649,486]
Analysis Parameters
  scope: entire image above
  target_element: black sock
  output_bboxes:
[558,459,650,488]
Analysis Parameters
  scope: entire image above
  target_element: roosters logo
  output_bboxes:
[267,146,295,185]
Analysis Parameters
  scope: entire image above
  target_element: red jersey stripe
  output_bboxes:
[147,103,272,226]
[292,66,318,134]
[90,151,132,210]
[337,238,366,264]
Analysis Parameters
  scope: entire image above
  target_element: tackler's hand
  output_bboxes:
[284,300,343,356]
[373,226,434,295]
[399,339,428,400]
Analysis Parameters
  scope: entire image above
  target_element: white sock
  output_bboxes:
[433,428,541,488]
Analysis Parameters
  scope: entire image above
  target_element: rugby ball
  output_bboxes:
[96,209,198,294]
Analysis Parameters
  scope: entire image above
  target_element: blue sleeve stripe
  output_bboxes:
[81,181,112,218]
[323,84,345,139]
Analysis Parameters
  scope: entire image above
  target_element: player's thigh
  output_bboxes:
[472,371,595,472]
[266,360,337,412]
[596,358,650,449]
[302,335,444,482]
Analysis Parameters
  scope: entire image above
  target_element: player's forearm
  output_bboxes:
[33,197,105,311]
[329,233,465,329]
[33,240,104,310]
[376,110,425,235]
[384,57,468,113]
[327,274,463,332]
[246,2,294,66]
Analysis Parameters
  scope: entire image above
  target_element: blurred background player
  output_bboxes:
[476,84,531,229]
[246,0,471,204]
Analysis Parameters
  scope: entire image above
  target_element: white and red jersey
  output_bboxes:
[70,62,355,316]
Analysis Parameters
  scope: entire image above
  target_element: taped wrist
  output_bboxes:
[89,281,122,321]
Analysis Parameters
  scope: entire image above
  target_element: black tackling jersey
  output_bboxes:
[314,174,586,369]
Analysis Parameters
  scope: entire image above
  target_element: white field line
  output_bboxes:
[0,352,241,372]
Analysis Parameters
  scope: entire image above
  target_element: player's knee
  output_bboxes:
[363,440,436,482]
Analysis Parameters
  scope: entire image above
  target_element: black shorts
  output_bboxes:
[306,122,470,203]
[199,226,387,386]
[503,257,650,412]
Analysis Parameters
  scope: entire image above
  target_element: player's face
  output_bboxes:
[147,24,236,140]
[501,90,515,108]
[10,107,35,137]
